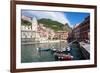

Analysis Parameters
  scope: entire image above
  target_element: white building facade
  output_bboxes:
[21,16,40,43]
[21,16,55,44]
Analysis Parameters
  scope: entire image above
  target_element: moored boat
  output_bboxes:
[66,46,71,52]
[54,52,73,60]
[37,47,50,51]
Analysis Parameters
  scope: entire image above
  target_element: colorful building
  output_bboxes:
[79,16,90,41]
[54,31,68,40]
[21,15,55,42]
[67,16,90,42]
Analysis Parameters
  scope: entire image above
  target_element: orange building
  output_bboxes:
[54,31,68,40]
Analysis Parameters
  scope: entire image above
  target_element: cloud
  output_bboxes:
[22,10,71,26]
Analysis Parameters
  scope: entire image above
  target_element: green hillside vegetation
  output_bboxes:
[64,23,72,32]
[21,19,32,26]
[38,18,72,32]
[21,18,72,32]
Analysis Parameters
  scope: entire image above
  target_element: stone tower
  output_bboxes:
[32,16,40,41]
[32,16,38,31]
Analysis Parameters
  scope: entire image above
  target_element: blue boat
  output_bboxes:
[37,48,50,51]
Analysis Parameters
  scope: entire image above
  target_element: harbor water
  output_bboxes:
[21,41,89,63]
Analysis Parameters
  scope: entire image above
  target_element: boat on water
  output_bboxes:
[37,47,50,51]
[51,48,57,52]
[51,47,67,52]
[54,52,73,60]
[51,47,70,53]
[66,46,71,52]
[50,47,57,52]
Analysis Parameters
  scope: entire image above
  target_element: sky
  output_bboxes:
[64,12,90,27]
[21,10,90,28]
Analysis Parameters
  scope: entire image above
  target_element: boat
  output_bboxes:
[54,52,73,60]
[66,46,71,51]
[50,47,57,52]
[51,47,66,52]
[38,48,50,51]
[57,48,66,52]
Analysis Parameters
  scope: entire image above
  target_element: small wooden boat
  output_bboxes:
[54,53,73,60]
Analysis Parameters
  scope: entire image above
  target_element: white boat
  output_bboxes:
[67,47,71,51]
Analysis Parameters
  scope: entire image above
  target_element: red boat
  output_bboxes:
[54,53,73,61]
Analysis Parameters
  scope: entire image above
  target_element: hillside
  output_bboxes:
[21,18,72,32]
[38,18,72,32]
[21,19,32,26]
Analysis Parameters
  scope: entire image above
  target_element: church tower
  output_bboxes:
[32,16,40,41]
[32,16,38,31]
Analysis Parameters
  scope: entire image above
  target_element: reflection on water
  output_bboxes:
[21,42,67,63]
[70,44,85,60]
[21,41,88,63]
